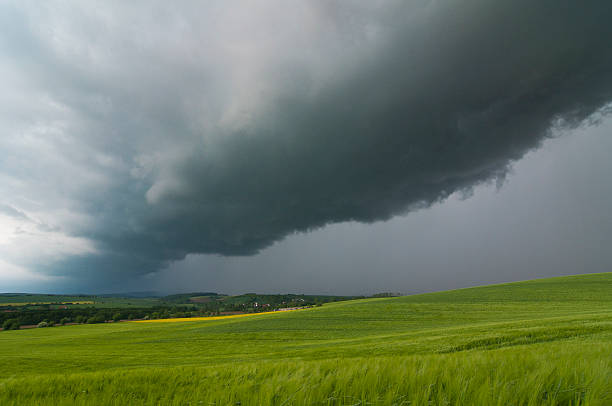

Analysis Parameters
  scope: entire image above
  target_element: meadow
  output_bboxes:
[1,273,611,405]
[0,293,160,308]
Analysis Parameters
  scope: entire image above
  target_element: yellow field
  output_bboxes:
[134,309,304,323]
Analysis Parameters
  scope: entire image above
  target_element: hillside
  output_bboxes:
[0,292,360,328]
[1,273,611,405]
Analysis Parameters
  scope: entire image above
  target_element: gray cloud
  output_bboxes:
[151,120,612,296]
[0,204,28,220]
[1,0,612,288]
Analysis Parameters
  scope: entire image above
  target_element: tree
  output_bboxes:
[86,313,106,324]
[2,319,20,331]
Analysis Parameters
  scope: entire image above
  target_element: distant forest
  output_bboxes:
[0,292,377,330]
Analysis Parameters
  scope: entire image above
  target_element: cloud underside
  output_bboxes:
[1,0,612,282]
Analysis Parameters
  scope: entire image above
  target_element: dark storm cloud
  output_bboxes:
[2,0,612,285]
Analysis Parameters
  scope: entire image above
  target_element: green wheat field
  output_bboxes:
[1,273,611,405]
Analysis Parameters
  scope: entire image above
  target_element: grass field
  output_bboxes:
[1,273,611,405]
[134,309,305,323]
[0,301,94,306]
[0,294,160,308]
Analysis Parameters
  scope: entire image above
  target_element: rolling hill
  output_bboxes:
[1,273,611,405]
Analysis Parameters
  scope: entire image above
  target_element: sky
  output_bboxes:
[1,1,611,294]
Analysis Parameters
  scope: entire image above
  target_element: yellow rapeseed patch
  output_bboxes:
[133,309,303,323]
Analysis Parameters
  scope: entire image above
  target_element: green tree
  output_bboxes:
[2,319,20,331]
[87,314,106,324]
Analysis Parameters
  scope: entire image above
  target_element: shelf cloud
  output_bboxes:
[1,0,612,287]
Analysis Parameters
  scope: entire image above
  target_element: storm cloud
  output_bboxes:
[1,0,612,286]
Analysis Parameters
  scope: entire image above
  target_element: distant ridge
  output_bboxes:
[97,291,162,298]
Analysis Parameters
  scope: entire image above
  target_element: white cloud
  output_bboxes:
[0,212,96,279]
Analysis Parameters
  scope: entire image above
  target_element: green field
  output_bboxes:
[1,273,611,405]
[0,294,161,308]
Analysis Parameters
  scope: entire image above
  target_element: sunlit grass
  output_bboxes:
[2,344,610,405]
[1,272,611,405]
[133,308,305,323]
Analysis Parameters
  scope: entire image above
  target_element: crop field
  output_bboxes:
[0,301,95,306]
[0,294,160,308]
[1,273,611,405]
[134,309,305,323]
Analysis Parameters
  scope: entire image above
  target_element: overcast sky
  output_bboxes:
[1,1,611,294]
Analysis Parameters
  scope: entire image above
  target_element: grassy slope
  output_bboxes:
[1,273,611,405]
